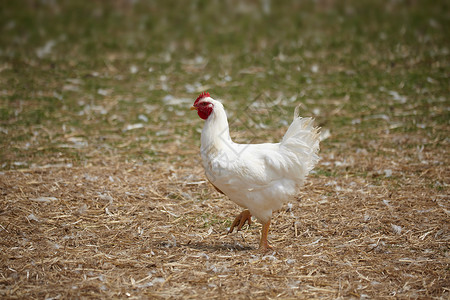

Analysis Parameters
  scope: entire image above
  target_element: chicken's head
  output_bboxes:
[191,91,214,120]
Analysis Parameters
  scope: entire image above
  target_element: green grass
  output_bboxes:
[0,0,449,170]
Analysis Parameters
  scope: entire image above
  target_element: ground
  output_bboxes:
[0,1,449,299]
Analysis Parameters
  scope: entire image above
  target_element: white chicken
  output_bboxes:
[191,92,320,251]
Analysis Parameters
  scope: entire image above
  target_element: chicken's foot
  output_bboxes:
[259,219,273,251]
[228,210,252,233]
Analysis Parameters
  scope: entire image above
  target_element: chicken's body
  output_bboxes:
[192,93,320,250]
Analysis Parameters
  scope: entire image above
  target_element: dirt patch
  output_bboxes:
[0,155,448,298]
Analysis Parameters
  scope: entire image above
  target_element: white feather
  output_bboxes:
[200,98,320,223]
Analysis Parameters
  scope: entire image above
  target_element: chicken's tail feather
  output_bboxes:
[293,104,303,121]
[281,109,320,176]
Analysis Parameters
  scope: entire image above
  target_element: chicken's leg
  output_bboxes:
[259,219,273,251]
[228,210,252,233]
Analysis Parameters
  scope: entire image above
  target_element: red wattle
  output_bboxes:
[198,107,212,120]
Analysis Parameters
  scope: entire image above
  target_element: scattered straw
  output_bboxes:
[0,156,448,298]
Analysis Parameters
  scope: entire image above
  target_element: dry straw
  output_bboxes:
[0,155,448,298]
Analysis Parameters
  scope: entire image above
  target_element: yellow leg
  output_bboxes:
[259,219,273,251]
[228,210,252,233]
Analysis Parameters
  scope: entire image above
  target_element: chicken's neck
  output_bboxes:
[201,106,233,157]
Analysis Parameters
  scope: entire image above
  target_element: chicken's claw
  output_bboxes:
[228,210,252,233]
[259,242,274,252]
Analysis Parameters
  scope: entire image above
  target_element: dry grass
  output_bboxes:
[1,147,448,298]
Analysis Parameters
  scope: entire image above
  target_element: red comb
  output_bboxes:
[194,91,211,105]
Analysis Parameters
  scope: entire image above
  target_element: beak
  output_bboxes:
[190,106,197,111]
